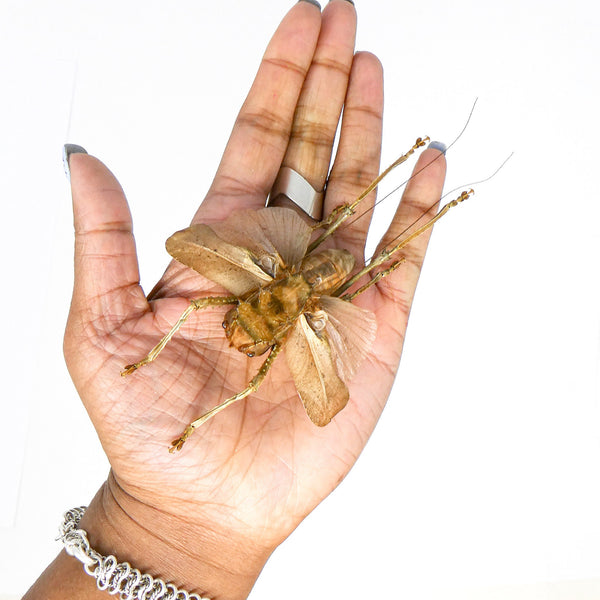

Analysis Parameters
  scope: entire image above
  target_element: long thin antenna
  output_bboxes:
[345,98,479,229]
[439,152,514,200]
[360,152,513,269]
[64,60,79,142]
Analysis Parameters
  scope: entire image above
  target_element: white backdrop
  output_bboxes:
[1,0,599,598]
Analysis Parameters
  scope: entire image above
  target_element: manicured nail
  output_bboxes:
[427,140,446,154]
[63,144,87,182]
[299,0,321,8]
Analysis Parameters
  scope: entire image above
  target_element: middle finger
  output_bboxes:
[278,0,357,200]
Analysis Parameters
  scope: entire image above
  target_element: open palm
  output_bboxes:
[63,0,446,587]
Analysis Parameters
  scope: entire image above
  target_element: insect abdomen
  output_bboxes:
[300,249,355,294]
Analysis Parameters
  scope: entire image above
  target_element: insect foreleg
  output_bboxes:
[307,137,430,253]
[169,343,283,452]
[335,189,474,299]
[121,296,239,376]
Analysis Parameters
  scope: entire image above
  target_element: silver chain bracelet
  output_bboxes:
[59,507,211,600]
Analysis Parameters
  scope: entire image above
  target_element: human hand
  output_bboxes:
[38,2,446,599]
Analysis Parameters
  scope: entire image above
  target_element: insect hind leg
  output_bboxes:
[169,343,283,452]
[340,259,407,302]
[336,189,474,300]
[121,296,238,376]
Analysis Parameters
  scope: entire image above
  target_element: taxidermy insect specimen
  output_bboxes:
[121,137,474,452]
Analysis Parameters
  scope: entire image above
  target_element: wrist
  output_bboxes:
[24,472,274,600]
[75,471,272,600]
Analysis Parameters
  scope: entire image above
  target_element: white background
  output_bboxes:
[1,0,599,598]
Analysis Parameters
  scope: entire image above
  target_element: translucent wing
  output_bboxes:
[285,315,349,426]
[251,208,312,269]
[166,223,272,297]
[319,296,377,383]
[211,208,312,272]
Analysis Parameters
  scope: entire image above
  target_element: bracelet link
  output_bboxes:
[58,507,211,600]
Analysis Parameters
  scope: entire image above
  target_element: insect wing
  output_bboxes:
[319,296,377,383]
[166,223,272,297]
[211,208,313,273]
[250,207,312,270]
[166,207,313,295]
[285,315,349,426]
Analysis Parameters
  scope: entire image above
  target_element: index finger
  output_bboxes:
[198,1,322,219]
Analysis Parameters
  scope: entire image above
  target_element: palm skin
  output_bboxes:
[60,2,446,597]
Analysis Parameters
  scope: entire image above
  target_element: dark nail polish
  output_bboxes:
[63,144,87,182]
[427,141,447,155]
[299,0,321,9]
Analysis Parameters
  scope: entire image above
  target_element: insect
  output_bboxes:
[121,137,474,452]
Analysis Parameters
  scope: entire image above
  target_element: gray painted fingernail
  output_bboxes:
[427,140,447,154]
[299,0,321,8]
[63,144,87,182]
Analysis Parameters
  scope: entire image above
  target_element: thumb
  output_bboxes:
[64,145,147,325]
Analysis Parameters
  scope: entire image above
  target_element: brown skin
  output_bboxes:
[24,2,446,599]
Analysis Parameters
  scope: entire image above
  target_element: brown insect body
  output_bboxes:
[160,206,376,431]
[224,248,355,358]
[121,138,474,450]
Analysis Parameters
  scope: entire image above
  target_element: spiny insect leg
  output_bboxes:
[336,189,475,299]
[121,296,238,376]
[341,259,406,302]
[169,343,283,452]
[307,137,430,253]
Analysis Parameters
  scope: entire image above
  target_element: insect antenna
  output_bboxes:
[344,98,480,231]
[435,151,514,201]
[373,150,514,253]
[333,152,514,298]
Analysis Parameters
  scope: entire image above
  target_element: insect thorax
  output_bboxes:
[223,248,355,357]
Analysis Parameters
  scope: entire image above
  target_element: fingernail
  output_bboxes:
[298,0,321,8]
[427,140,446,154]
[63,144,87,182]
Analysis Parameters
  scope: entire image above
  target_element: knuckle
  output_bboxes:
[262,55,309,81]
[235,109,289,144]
